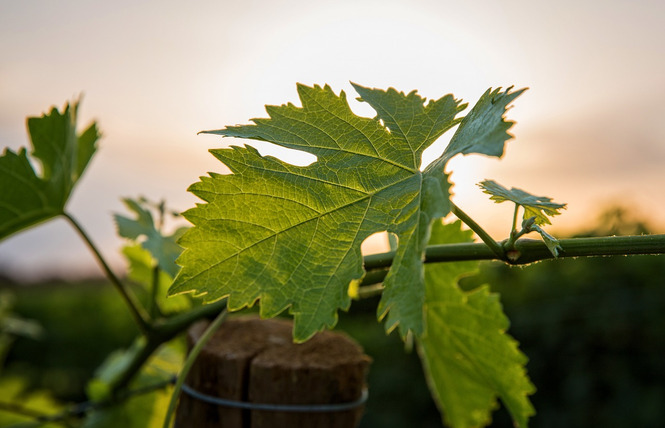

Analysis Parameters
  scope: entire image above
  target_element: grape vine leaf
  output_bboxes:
[171,83,524,341]
[0,100,100,240]
[417,220,535,428]
[478,179,566,225]
[114,197,187,278]
[440,86,525,162]
[122,244,192,314]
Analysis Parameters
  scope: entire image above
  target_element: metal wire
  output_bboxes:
[180,383,368,412]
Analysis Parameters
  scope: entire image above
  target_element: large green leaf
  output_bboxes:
[0,100,100,240]
[417,220,535,428]
[172,83,523,341]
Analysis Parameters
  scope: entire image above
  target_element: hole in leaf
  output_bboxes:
[243,141,317,167]
[361,231,392,256]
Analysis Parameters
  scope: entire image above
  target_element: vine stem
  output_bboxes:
[63,212,151,334]
[449,203,505,259]
[149,265,163,319]
[63,208,230,395]
[162,308,228,428]
[361,234,665,286]
[356,283,384,299]
[110,299,228,393]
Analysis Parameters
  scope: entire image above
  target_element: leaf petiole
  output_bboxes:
[356,284,385,299]
[505,211,530,251]
[450,203,505,260]
[511,203,520,235]
[149,264,164,319]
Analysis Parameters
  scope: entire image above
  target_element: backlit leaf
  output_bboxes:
[122,244,191,314]
[114,197,186,278]
[417,220,535,428]
[83,340,183,428]
[442,87,526,161]
[0,100,100,240]
[172,83,523,341]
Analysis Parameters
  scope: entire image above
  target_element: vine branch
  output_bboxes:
[63,212,151,334]
[362,234,665,286]
[110,298,228,393]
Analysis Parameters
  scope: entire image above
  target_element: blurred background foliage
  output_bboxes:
[1,205,664,427]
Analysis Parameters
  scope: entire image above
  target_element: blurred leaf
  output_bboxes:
[0,375,64,427]
[0,100,100,240]
[479,179,566,225]
[1,292,43,371]
[114,198,186,278]
[86,338,147,402]
[122,244,191,314]
[417,220,535,428]
[1,315,44,339]
[83,340,183,428]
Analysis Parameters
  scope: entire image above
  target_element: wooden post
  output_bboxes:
[175,316,370,428]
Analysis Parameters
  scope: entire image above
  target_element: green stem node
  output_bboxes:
[362,234,665,286]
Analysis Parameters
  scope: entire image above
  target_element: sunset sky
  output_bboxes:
[1,0,664,280]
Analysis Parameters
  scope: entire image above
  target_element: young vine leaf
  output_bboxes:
[171,83,524,341]
[0,100,100,240]
[478,179,566,225]
[122,244,192,314]
[114,197,187,278]
[418,220,535,428]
